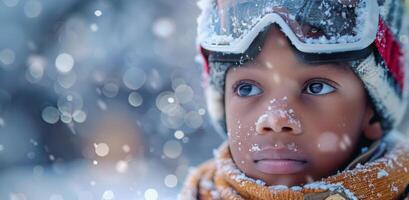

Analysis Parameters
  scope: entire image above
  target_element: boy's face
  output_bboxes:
[224,27,377,186]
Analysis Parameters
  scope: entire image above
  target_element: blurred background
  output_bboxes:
[0,0,223,199]
[0,0,409,200]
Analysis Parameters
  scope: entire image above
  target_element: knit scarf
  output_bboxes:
[180,139,409,200]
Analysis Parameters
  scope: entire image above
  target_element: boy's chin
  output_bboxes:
[252,172,313,187]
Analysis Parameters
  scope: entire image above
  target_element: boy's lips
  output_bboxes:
[252,147,308,175]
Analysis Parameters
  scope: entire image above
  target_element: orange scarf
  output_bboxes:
[180,139,409,200]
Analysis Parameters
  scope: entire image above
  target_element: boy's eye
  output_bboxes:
[305,81,335,95]
[236,83,263,97]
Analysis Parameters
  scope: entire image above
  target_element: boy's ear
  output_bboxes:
[362,103,382,140]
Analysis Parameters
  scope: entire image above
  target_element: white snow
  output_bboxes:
[290,186,303,191]
[94,143,110,157]
[94,10,102,17]
[390,184,398,193]
[255,179,266,186]
[249,144,261,152]
[287,142,298,152]
[269,185,288,191]
[376,169,389,179]
[152,18,175,39]
[255,96,302,133]
[55,53,74,74]
[200,179,214,190]
[256,114,269,126]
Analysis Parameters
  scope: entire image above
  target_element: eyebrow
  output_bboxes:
[308,62,351,73]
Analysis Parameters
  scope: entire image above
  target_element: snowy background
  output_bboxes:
[0,0,223,199]
[0,0,408,200]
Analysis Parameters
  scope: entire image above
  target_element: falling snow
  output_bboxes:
[0,0,408,199]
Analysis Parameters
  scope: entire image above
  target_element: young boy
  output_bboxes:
[181,0,409,199]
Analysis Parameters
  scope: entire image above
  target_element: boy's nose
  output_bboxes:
[255,109,302,135]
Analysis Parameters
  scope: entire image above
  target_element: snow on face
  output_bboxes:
[249,143,261,152]
[255,96,302,133]
[247,141,299,153]
[287,142,298,152]
[247,97,303,153]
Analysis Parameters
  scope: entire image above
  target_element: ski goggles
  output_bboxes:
[198,0,379,55]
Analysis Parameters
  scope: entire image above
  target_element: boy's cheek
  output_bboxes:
[306,144,356,177]
[305,131,356,156]
[301,114,360,153]
[226,103,260,136]
[228,135,255,170]
[227,123,257,148]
